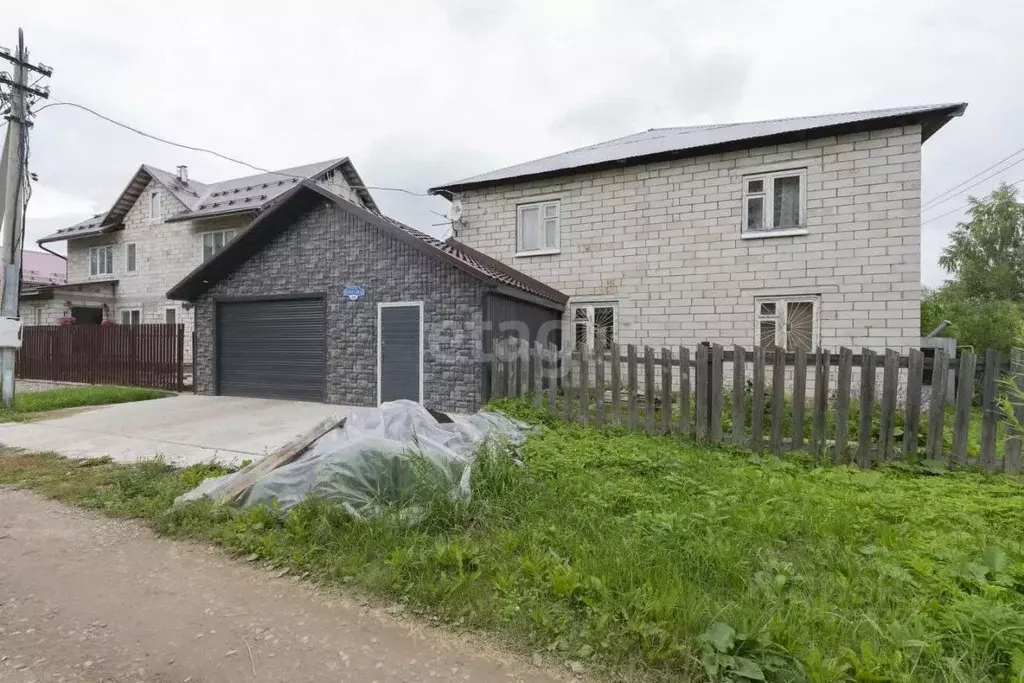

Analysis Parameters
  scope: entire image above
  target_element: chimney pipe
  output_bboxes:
[177,165,188,183]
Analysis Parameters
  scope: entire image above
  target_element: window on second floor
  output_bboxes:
[150,192,161,219]
[742,169,807,236]
[89,245,113,277]
[202,229,236,262]
[517,200,559,254]
[573,302,617,351]
[125,243,137,273]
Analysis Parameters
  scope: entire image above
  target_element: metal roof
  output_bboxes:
[167,181,567,308]
[431,103,967,193]
[39,157,379,243]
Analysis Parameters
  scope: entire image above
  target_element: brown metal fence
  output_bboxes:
[489,338,1024,475]
[16,324,185,391]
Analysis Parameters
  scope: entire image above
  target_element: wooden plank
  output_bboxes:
[902,348,924,461]
[811,348,830,462]
[926,348,948,461]
[770,347,785,457]
[579,346,590,426]
[710,344,724,443]
[211,416,346,503]
[519,339,530,398]
[792,348,807,452]
[1003,348,1024,474]
[695,344,709,442]
[857,348,877,467]
[661,347,673,433]
[678,346,690,438]
[834,347,853,464]
[490,336,501,400]
[644,346,656,435]
[980,348,1000,471]
[532,341,544,409]
[594,346,605,427]
[627,344,638,430]
[951,350,977,466]
[751,345,766,453]
[610,343,622,426]
[547,343,558,414]
[731,345,745,447]
[562,345,574,423]
[878,348,900,462]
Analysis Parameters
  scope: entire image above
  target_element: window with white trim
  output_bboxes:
[89,245,113,276]
[165,307,176,325]
[742,169,807,234]
[125,243,137,273]
[150,192,161,219]
[121,309,141,326]
[754,296,819,352]
[573,303,617,350]
[201,229,236,262]
[517,200,559,253]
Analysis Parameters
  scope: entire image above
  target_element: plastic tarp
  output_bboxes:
[177,400,532,518]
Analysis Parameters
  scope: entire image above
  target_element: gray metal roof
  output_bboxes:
[39,157,379,243]
[431,103,967,193]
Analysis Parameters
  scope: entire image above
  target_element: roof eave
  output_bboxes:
[37,222,122,245]
[164,208,258,223]
[430,104,968,195]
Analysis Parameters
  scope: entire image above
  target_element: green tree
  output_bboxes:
[920,285,1024,353]
[938,183,1024,300]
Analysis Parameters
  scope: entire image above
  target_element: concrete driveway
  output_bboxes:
[0,395,356,466]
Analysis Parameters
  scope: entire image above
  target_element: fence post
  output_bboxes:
[1004,348,1024,474]
[710,344,724,443]
[926,348,948,462]
[644,346,656,435]
[857,348,876,467]
[751,345,766,454]
[731,345,745,447]
[771,347,785,457]
[678,345,690,438]
[792,348,807,452]
[533,341,544,410]
[579,345,590,426]
[834,347,853,464]
[661,348,673,433]
[980,348,1000,471]
[952,350,976,466]
[627,344,638,430]
[594,344,605,427]
[903,348,924,461]
[562,344,573,423]
[547,343,558,414]
[811,348,830,462]
[695,343,709,442]
[610,342,621,426]
[878,348,899,462]
[176,324,185,391]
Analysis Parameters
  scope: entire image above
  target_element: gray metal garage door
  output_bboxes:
[378,303,422,403]
[216,298,326,402]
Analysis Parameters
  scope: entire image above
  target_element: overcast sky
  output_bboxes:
[7,0,1023,286]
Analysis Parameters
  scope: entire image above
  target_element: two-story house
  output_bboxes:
[28,157,377,357]
[429,103,966,355]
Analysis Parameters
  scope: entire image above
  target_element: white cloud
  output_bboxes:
[7,0,1023,286]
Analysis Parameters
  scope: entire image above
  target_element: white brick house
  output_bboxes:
[28,158,377,360]
[430,104,966,355]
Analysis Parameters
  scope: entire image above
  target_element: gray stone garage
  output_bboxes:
[168,181,565,413]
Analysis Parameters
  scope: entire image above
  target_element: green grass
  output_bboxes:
[2,402,1024,682]
[0,385,167,421]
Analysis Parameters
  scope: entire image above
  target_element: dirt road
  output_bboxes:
[0,489,565,683]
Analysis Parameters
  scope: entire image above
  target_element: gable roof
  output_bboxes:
[166,181,567,310]
[38,157,378,244]
[431,103,967,194]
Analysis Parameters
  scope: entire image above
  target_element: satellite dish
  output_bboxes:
[448,198,463,222]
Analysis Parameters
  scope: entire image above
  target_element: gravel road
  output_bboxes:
[0,489,566,683]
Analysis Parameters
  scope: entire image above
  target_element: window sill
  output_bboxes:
[740,228,809,240]
[515,248,561,258]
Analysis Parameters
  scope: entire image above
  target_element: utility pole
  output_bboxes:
[0,29,51,406]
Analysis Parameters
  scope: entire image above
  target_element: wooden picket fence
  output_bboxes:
[489,339,1024,475]
[16,324,186,391]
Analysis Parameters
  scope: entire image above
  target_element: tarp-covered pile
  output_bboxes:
[177,400,532,519]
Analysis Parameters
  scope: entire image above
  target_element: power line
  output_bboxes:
[33,100,458,200]
[922,146,1024,211]
[921,176,1024,226]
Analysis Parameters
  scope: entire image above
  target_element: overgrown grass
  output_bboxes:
[2,402,1024,681]
[0,385,167,421]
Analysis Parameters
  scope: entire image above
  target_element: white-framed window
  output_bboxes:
[125,243,137,273]
[164,307,176,325]
[150,191,161,219]
[89,245,113,276]
[121,309,141,326]
[201,229,236,262]
[573,302,617,350]
[517,200,560,254]
[742,169,807,236]
[754,295,819,352]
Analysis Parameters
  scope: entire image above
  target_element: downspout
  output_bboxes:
[37,241,67,262]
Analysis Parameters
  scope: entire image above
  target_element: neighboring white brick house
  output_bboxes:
[32,158,378,361]
[431,104,967,355]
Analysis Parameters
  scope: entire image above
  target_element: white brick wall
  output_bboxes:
[61,171,365,361]
[456,125,923,354]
